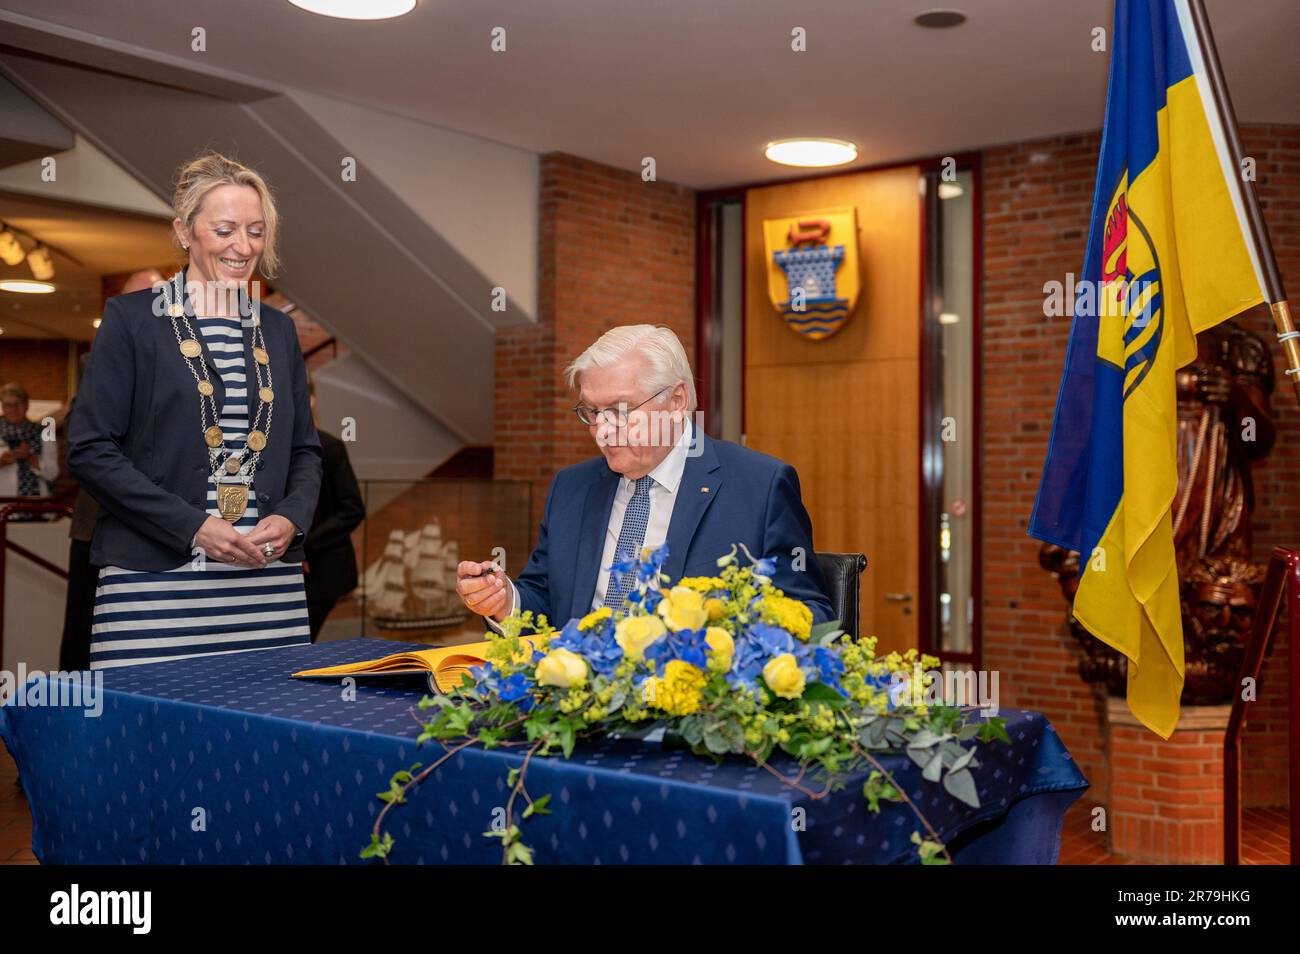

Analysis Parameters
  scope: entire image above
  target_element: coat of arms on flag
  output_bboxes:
[762,206,861,340]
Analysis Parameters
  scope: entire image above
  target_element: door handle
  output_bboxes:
[883,593,913,602]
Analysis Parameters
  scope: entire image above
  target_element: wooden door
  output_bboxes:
[743,165,921,655]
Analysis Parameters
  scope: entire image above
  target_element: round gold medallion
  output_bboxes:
[252,347,270,366]
[203,426,224,448]
[259,387,275,403]
[179,338,202,358]
[225,457,242,474]
[247,429,267,452]
[167,303,184,318]
[197,380,214,396]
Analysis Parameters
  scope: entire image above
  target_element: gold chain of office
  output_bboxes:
[160,271,275,521]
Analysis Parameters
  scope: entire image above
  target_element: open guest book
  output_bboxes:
[292,640,519,694]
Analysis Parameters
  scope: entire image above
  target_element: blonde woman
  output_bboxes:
[68,152,322,669]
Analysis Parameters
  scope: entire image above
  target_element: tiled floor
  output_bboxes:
[1,742,1290,865]
[1057,801,1291,865]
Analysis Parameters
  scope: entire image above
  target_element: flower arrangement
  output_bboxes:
[364,544,1008,865]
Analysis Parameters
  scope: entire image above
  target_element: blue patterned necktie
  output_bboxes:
[603,474,654,609]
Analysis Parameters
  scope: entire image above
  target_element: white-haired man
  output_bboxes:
[456,324,833,626]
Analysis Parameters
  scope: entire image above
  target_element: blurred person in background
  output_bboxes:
[0,382,59,505]
[302,373,364,641]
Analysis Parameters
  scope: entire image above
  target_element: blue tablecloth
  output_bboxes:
[1,638,1088,864]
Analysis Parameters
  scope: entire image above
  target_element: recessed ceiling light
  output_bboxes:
[764,138,858,168]
[0,279,55,294]
[914,9,967,29]
[938,182,965,199]
[287,0,416,19]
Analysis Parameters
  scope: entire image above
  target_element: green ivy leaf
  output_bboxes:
[524,793,552,818]
[802,682,848,707]
[507,841,535,865]
[979,717,1011,745]
[360,832,393,860]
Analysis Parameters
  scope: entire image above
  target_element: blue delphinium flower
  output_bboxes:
[643,627,710,676]
[496,671,533,703]
[607,543,669,600]
[550,619,624,677]
[639,544,668,578]
[869,671,902,711]
[634,586,664,614]
[812,645,845,694]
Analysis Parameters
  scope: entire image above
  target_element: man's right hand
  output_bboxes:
[193,515,268,568]
[457,560,512,621]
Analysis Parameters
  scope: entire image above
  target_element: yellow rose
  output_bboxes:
[535,648,588,689]
[657,585,709,631]
[615,614,667,661]
[704,597,727,622]
[704,626,734,671]
[763,653,806,700]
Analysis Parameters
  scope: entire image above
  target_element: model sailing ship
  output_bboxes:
[356,520,469,630]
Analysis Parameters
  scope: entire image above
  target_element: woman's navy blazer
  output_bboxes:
[67,281,323,572]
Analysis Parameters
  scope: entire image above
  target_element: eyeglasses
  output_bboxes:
[573,386,669,427]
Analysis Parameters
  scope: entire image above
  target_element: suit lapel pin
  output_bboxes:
[700,486,710,493]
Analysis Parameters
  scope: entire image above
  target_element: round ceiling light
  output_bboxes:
[764,138,859,168]
[914,9,967,29]
[287,0,416,20]
[0,279,56,294]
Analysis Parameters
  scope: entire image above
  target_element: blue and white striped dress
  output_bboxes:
[89,312,311,670]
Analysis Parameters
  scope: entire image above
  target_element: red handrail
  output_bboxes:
[1224,545,1300,864]
[0,500,75,666]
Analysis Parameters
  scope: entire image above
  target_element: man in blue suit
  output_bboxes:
[456,325,832,627]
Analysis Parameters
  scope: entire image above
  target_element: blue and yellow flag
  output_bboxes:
[1029,0,1267,739]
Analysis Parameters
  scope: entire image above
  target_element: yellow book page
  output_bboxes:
[292,637,545,693]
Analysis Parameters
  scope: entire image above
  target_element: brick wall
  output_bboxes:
[1109,712,1227,863]
[981,124,1300,811]
[494,153,696,534]
[0,339,73,404]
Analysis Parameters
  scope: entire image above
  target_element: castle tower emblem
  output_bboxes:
[762,207,861,340]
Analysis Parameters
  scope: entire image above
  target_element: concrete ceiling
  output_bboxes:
[1,0,1296,189]
[0,190,175,340]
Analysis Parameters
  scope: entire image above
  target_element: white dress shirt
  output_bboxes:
[0,434,59,497]
[494,420,694,625]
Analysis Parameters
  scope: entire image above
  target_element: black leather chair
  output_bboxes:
[815,551,868,636]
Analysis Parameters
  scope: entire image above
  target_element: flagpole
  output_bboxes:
[1186,0,1300,408]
